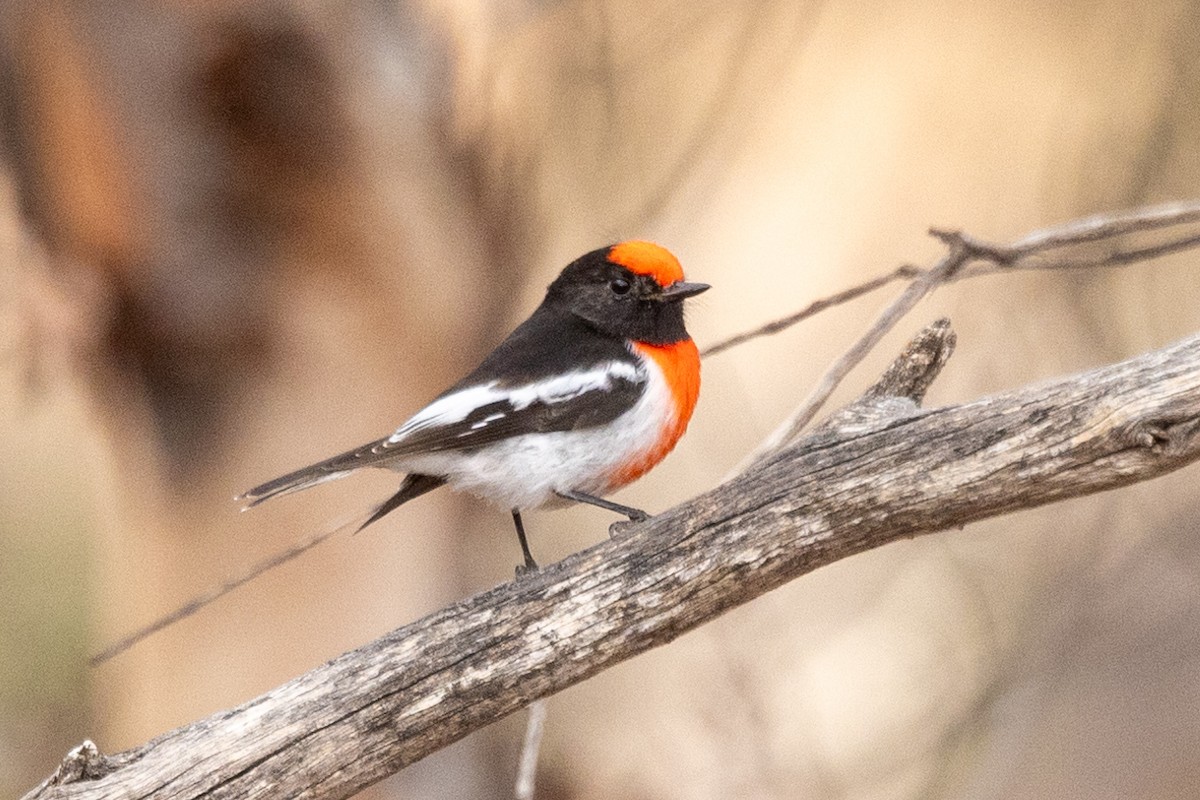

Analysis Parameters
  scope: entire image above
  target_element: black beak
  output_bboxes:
[659,281,711,302]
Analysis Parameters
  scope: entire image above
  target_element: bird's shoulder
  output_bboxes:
[379,306,648,455]
[456,304,636,387]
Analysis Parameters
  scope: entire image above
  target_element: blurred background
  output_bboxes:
[3,1,1200,798]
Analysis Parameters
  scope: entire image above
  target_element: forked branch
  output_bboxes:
[26,317,1200,800]
[92,200,1200,664]
[729,199,1200,463]
[28,200,1200,800]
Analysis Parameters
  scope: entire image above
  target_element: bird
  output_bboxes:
[238,240,709,572]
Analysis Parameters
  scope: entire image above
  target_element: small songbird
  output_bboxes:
[239,241,708,571]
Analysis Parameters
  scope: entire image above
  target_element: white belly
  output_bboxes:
[394,357,676,509]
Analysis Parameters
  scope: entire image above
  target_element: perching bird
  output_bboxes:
[239,241,708,571]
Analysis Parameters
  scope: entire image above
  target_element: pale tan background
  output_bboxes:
[3,1,1200,798]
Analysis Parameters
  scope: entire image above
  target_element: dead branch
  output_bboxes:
[514,699,547,800]
[89,514,364,665]
[26,316,1200,800]
[732,199,1200,465]
[703,199,1200,362]
[699,264,918,357]
[90,200,1200,663]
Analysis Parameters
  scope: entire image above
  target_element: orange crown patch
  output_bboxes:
[607,240,684,288]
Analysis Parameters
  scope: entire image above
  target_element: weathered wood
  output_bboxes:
[27,322,1200,800]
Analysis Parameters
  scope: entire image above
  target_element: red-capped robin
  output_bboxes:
[239,241,708,571]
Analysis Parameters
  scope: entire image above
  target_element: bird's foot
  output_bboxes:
[514,558,540,579]
[608,514,649,539]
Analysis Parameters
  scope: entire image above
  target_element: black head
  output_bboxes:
[544,241,709,345]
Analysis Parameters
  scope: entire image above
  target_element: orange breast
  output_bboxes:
[607,338,701,489]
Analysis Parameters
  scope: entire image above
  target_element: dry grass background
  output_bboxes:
[3,1,1200,798]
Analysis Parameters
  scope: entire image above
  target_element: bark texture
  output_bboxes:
[26,321,1200,800]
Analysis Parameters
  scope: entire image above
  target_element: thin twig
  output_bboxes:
[515,700,548,800]
[90,515,360,665]
[737,239,971,468]
[700,265,919,357]
[733,200,1200,469]
[956,230,1200,277]
[701,203,1200,363]
[1006,200,1200,251]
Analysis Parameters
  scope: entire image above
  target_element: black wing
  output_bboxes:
[240,305,643,507]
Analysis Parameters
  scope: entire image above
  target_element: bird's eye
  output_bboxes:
[610,278,631,295]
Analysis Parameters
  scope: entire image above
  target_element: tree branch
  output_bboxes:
[729,199,1200,467]
[699,264,919,358]
[89,200,1200,664]
[27,320,1200,800]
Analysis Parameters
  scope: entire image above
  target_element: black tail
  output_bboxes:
[237,435,396,509]
[356,473,447,533]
